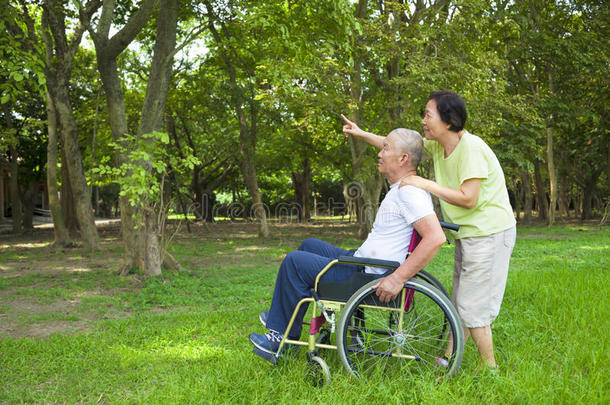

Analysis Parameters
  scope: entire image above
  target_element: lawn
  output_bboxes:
[0,221,608,404]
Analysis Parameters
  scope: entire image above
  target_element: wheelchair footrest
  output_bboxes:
[252,348,279,365]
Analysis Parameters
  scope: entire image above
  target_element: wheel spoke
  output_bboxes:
[337,279,463,380]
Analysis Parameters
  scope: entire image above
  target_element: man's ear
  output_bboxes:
[400,153,410,167]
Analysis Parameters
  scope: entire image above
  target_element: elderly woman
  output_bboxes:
[342,91,516,372]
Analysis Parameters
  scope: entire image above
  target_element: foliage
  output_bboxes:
[1,0,608,228]
[93,131,200,212]
[0,4,45,107]
[0,3,47,175]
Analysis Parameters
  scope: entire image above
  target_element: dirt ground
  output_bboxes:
[0,221,133,338]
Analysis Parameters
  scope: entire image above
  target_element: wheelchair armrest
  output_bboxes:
[439,221,460,231]
[337,256,400,269]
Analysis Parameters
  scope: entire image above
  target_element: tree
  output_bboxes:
[202,0,272,237]
[81,0,182,275]
[38,0,100,248]
[499,0,609,222]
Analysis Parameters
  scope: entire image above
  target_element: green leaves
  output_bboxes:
[93,131,201,208]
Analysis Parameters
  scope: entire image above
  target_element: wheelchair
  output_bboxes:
[254,221,465,386]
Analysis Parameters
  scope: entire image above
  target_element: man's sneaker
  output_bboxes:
[259,310,269,328]
[249,331,283,354]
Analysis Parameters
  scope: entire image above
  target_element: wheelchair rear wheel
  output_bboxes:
[336,278,464,380]
[417,270,450,298]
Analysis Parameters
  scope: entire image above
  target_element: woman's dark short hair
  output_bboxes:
[428,91,467,132]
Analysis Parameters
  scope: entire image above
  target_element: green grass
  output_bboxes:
[0,222,608,403]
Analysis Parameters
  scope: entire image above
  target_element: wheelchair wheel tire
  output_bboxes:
[417,270,450,298]
[416,271,451,342]
[336,278,464,380]
[305,356,331,387]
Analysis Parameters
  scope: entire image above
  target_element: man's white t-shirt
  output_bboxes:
[354,183,435,274]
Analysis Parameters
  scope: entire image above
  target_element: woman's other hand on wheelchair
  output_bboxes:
[372,273,405,303]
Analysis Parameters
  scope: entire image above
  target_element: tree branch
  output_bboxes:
[166,22,209,64]
[96,0,115,39]
[105,0,160,59]
[69,0,102,61]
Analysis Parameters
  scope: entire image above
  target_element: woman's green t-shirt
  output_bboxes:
[424,132,516,239]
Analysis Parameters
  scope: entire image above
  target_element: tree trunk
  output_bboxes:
[21,180,37,232]
[206,13,270,238]
[546,69,557,226]
[53,88,99,250]
[533,160,548,221]
[558,172,569,218]
[42,2,99,250]
[581,171,601,221]
[238,133,270,237]
[347,0,384,239]
[575,193,582,220]
[582,184,594,220]
[520,168,533,224]
[95,55,140,269]
[132,0,179,276]
[191,166,204,221]
[45,89,71,246]
[292,157,311,222]
[2,105,22,234]
[86,0,171,275]
[606,131,610,195]
[60,146,79,237]
[546,124,557,226]
[342,183,358,222]
[8,143,22,234]
[0,171,5,221]
[509,177,522,222]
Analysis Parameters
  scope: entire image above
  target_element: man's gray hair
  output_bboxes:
[390,128,424,169]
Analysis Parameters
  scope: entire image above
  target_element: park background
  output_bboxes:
[0,0,608,403]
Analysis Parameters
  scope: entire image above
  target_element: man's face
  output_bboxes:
[421,99,448,140]
[377,133,403,176]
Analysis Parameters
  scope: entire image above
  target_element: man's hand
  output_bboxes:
[372,272,406,303]
[340,114,385,149]
[341,114,364,138]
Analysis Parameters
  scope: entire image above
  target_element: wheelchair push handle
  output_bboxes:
[439,221,459,231]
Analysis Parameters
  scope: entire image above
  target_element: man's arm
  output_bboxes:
[372,214,446,303]
[341,114,385,150]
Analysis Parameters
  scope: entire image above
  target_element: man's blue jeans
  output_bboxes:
[266,238,361,338]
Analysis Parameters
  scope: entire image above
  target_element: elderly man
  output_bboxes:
[248,123,446,357]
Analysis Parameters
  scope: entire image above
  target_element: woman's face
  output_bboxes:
[421,99,449,140]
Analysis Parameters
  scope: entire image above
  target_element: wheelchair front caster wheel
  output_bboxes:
[305,356,331,387]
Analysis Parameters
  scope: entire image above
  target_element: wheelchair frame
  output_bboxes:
[259,221,464,386]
